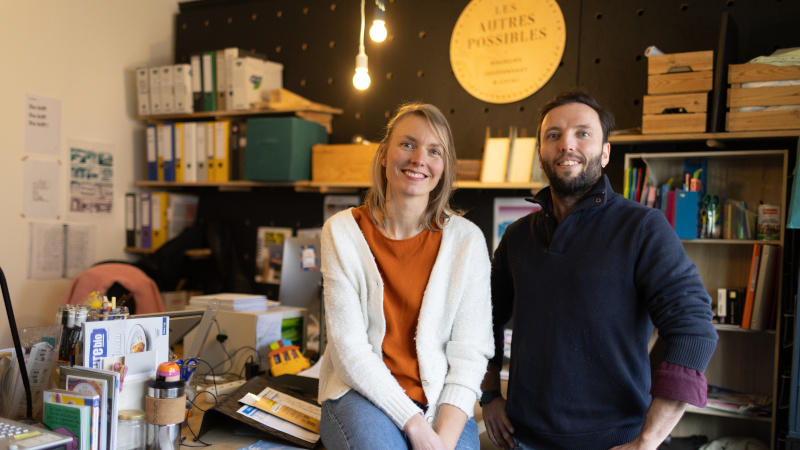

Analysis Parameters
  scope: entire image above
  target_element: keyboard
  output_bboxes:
[0,418,72,450]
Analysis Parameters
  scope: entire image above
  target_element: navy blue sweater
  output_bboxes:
[491,175,718,449]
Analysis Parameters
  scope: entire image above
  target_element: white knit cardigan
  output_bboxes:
[318,208,494,429]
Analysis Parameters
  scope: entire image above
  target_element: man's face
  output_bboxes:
[538,102,610,198]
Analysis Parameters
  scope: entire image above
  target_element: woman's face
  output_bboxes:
[382,114,445,203]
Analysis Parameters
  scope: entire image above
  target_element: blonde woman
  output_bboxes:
[318,103,493,450]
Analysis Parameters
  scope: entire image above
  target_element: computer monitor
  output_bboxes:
[278,237,323,309]
[132,309,205,350]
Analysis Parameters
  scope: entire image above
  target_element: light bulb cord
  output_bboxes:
[359,0,366,52]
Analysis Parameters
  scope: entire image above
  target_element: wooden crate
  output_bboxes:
[726,63,800,131]
[647,50,714,94]
[642,92,708,134]
[312,143,379,182]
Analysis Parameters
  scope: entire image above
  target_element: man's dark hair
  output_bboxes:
[537,88,616,143]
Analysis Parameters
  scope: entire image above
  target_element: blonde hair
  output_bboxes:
[364,103,462,230]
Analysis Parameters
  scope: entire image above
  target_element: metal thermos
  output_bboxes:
[145,362,186,450]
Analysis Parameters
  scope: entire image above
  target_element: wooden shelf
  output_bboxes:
[609,129,800,144]
[134,180,545,193]
[686,405,772,422]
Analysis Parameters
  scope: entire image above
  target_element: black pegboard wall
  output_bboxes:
[176,0,800,160]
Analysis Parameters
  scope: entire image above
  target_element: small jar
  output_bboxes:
[118,409,146,450]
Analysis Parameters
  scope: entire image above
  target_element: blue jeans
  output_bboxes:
[320,390,479,450]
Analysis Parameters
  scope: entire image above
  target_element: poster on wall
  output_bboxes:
[22,158,61,219]
[450,0,566,104]
[25,94,61,155]
[493,197,541,251]
[69,140,114,216]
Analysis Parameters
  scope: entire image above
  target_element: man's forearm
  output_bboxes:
[636,397,687,448]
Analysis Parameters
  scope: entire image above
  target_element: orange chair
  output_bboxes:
[59,262,165,314]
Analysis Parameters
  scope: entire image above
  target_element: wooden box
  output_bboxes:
[642,92,708,134]
[726,63,800,131]
[648,50,714,94]
[312,143,379,182]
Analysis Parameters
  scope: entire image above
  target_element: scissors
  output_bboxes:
[702,194,721,238]
[175,358,198,382]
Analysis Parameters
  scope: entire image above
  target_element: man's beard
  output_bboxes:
[542,153,603,200]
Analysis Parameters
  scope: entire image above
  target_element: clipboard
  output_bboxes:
[197,375,321,449]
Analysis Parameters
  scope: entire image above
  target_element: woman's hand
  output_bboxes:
[404,413,449,450]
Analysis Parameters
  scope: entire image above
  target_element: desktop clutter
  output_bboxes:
[1,287,322,450]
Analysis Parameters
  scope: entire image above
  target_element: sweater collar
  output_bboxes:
[526,174,613,213]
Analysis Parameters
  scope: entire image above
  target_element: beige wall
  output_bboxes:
[0,1,179,348]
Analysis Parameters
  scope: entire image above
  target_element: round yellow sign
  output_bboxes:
[450,0,566,104]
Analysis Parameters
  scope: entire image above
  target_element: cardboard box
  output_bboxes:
[726,63,800,131]
[312,143,379,182]
[231,57,283,111]
[245,117,329,182]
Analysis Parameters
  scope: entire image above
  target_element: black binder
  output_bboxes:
[197,375,321,449]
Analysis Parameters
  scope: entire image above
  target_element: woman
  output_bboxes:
[318,103,493,450]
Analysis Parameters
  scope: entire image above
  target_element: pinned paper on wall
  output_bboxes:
[25,94,62,156]
[68,140,114,217]
[22,157,61,219]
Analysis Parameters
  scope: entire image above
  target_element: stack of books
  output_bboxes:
[189,293,278,312]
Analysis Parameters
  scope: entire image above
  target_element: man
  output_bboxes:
[481,89,718,450]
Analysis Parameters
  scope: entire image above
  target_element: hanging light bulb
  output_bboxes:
[353,49,371,90]
[353,0,371,90]
[369,3,387,43]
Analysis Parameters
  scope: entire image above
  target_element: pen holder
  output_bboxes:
[88,306,129,321]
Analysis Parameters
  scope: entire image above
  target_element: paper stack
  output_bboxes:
[189,293,277,312]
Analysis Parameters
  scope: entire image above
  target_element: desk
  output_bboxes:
[184,398,261,449]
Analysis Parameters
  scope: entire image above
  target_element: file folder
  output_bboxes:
[151,192,169,250]
[159,123,175,182]
[183,122,198,182]
[146,124,158,181]
[190,53,204,112]
[174,122,184,182]
[125,192,136,248]
[214,120,230,182]
[202,50,217,111]
[140,192,152,249]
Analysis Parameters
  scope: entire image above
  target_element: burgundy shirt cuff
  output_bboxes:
[650,361,708,407]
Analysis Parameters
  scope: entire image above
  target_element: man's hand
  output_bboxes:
[609,397,687,450]
[482,397,515,449]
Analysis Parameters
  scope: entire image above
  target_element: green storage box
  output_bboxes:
[244,117,329,181]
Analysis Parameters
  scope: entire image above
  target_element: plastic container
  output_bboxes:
[118,409,146,450]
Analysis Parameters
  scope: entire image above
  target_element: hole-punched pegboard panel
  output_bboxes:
[177,0,800,159]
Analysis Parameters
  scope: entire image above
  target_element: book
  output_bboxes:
[65,375,108,450]
[505,134,537,183]
[44,389,100,450]
[43,400,91,450]
[727,288,744,325]
[255,226,293,284]
[740,243,762,329]
[750,244,780,330]
[480,136,510,183]
[61,366,121,450]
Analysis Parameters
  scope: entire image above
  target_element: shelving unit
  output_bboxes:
[625,147,790,449]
